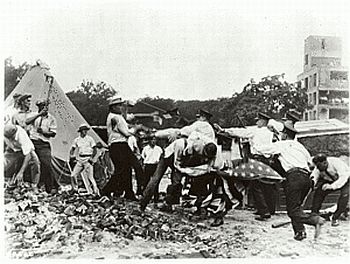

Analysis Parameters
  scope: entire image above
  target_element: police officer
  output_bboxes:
[258,123,325,241]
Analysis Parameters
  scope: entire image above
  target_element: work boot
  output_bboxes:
[294,231,307,241]
[255,214,271,221]
[159,203,173,213]
[331,217,339,227]
[211,217,224,227]
[314,216,325,240]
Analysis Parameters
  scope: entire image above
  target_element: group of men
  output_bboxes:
[4,92,350,242]
[4,93,101,196]
[4,93,58,193]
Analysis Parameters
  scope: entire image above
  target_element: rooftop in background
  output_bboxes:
[295,118,349,138]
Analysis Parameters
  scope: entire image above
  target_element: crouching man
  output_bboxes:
[140,131,218,212]
[311,154,350,227]
[4,124,40,190]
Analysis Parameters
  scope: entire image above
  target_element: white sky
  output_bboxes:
[1,0,349,101]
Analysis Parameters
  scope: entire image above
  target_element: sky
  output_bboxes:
[1,0,349,101]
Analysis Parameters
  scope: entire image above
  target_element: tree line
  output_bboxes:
[4,58,309,128]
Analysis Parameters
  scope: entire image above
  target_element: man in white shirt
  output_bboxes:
[310,154,350,227]
[155,109,216,143]
[12,93,33,134]
[141,135,163,202]
[26,99,58,193]
[4,93,21,124]
[4,124,40,189]
[258,123,325,241]
[180,109,215,140]
[215,112,277,220]
[70,124,100,196]
[101,96,137,201]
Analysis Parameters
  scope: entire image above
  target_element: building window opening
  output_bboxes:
[321,39,326,49]
[305,54,309,65]
[305,77,309,89]
[313,73,317,87]
[330,71,348,81]
[313,92,317,105]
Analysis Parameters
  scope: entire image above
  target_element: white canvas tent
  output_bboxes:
[5,63,111,185]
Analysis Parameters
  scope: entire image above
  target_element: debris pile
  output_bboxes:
[4,186,206,258]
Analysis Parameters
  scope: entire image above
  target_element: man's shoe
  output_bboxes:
[331,218,339,227]
[294,231,307,241]
[255,214,271,221]
[210,217,224,227]
[159,203,173,213]
[314,216,325,239]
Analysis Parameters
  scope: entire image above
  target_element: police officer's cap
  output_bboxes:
[282,122,298,134]
[255,112,271,121]
[284,111,300,123]
[199,109,213,119]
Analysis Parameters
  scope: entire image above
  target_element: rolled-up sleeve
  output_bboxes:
[329,159,350,190]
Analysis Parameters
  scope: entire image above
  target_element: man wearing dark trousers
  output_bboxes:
[311,154,350,227]
[141,135,163,202]
[258,123,325,241]
[26,99,58,193]
[216,112,277,220]
[101,96,137,201]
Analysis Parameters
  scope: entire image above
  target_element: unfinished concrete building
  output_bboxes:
[297,35,349,123]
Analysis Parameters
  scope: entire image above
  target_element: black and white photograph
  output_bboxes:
[1,0,349,261]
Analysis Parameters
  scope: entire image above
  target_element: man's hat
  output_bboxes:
[108,96,125,106]
[18,93,32,103]
[4,124,18,138]
[36,99,49,107]
[282,122,298,135]
[78,124,90,132]
[255,112,271,121]
[199,109,213,119]
[125,100,135,107]
[284,111,300,123]
[13,93,22,99]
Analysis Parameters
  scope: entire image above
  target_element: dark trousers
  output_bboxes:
[129,153,144,195]
[311,179,350,220]
[143,164,159,202]
[250,155,277,215]
[283,168,319,233]
[251,180,277,215]
[102,142,135,198]
[140,155,174,209]
[32,139,58,192]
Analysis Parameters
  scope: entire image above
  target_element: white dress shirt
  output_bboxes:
[258,140,312,172]
[141,145,163,164]
[310,157,350,190]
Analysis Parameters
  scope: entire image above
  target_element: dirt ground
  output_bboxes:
[3,176,350,260]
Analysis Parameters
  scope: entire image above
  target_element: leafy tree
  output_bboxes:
[4,57,31,98]
[66,80,117,125]
[220,74,309,126]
